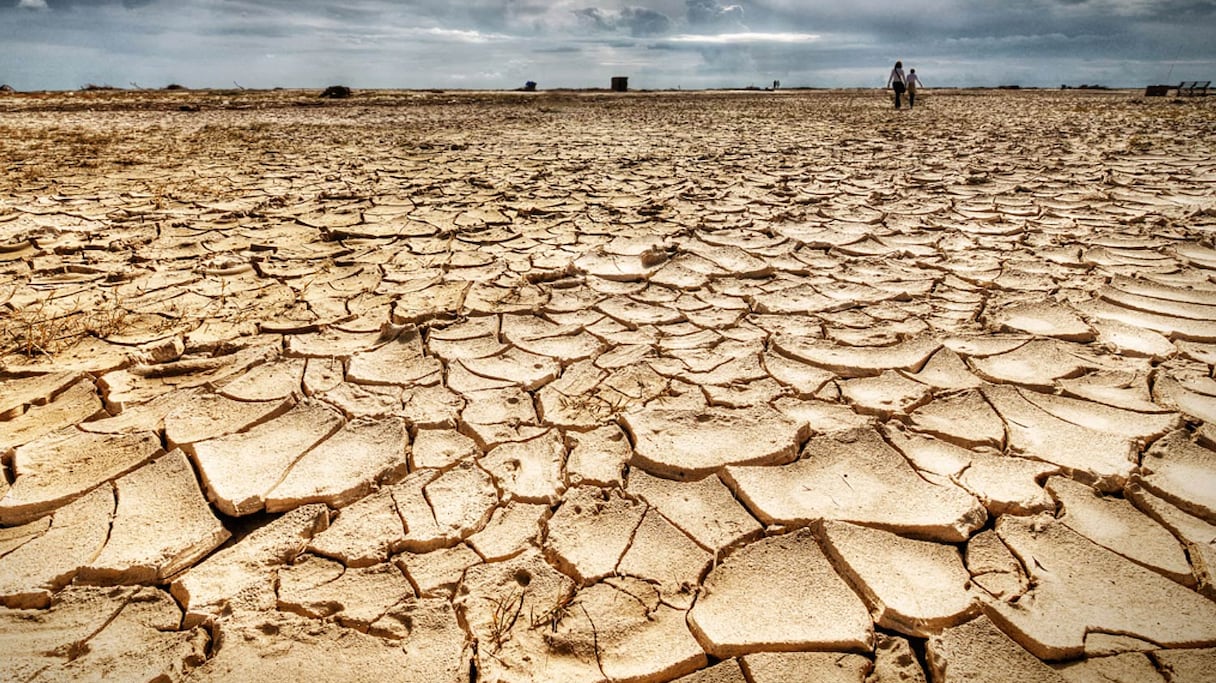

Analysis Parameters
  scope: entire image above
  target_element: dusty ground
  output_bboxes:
[1,87,1215,682]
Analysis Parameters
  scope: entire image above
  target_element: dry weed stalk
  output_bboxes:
[0,294,133,357]
[530,591,577,633]
[485,590,525,651]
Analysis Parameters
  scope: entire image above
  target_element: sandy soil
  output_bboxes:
[1,87,1215,682]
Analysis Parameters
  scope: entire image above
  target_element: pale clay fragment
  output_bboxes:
[1054,653,1166,683]
[544,485,646,585]
[927,615,1067,682]
[186,399,343,516]
[398,543,482,597]
[988,513,1216,660]
[907,388,1005,448]
[627,469,763,553]
[171,504,330,624]
[820,520,977,636]
[724,428,986,542]
[1046,475,1193,585]
[869,633,928,683]
[163,392,293,448]
[623,405,808,480]
[0,378,102,452]
[1137,429,1216,523]
[1127,483,1216,599]
[265,415,409,512]
[411,427,480,470]
[466,501,548,562]
[688,529,873,658]
[480,429,567,504]
[741,651,872,683]
[565,423,631,487]
[81,450,230,584]
[965,529,1028,600]
[983,385,1136,492]
[0,485,114,608]
[1,427,161,525]
[617,507,712,609]
[0,586,209,683]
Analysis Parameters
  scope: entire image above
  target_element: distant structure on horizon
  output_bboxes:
[611,77,628,92]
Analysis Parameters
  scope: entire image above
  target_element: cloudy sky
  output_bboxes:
[2,0,1214,90]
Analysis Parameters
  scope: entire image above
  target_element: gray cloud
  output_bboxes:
[687,0,745,28]
[0,0,1213,90]
[576,6,674,36]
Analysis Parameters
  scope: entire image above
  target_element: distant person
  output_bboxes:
[906,68,923,109]
[887,60,906,109]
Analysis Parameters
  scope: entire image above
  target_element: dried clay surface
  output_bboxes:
[1,87,1216,681]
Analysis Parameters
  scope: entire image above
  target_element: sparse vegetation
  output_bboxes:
[0,297,131,357]
[485,590,525,651]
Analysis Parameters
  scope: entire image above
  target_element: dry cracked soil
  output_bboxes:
[1,86,1216,682]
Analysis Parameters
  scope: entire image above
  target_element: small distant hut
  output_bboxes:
[320,85,353,99]
[611,76,628,92]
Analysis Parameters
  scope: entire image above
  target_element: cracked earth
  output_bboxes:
[1,88,1215,682]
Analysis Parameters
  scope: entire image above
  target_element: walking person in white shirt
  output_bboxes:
[886,61,906,109]
[906,68,924,109]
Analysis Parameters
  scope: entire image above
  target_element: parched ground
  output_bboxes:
[1,87,1215,682]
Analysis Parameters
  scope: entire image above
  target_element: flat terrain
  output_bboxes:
[1,88,1215,682]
